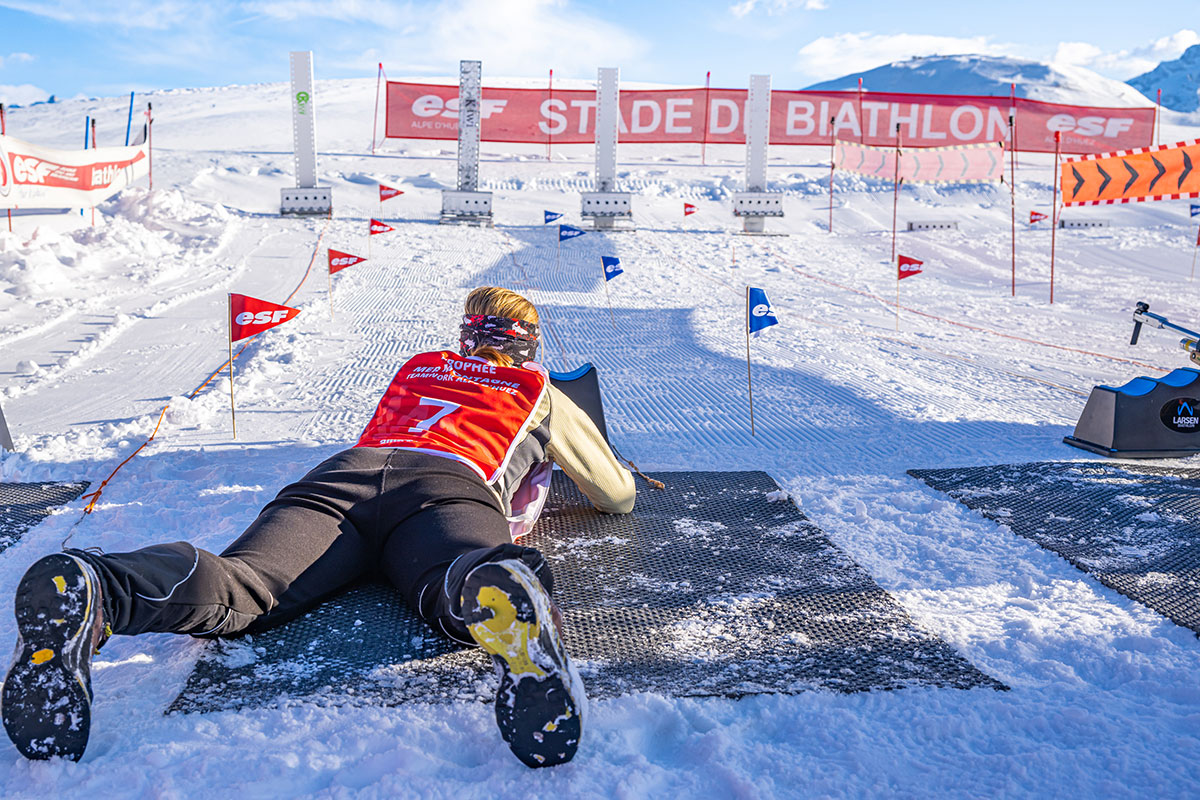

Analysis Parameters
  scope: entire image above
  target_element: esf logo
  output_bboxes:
[411,95,509,120]
[235,310,292,325]
[751,303,773,317]
[1160,397,1200,433]
[1045,114,1134,138]
[330,257,356,267]
[12,155,55,184]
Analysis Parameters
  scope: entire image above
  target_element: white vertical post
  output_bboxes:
[595,67,619,192]
[741,74,772,233]
[745,74,770,192]
[457,59,482,192]
[290,51,318,189]
[281,51,331,214]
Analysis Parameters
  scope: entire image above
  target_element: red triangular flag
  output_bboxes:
[683,203,697,216]
[380,184,403,202]
[898,255,923,280]
[229,294,301,342]
[328,249,367,274]
[369,218,394,235]
[1030,210,1047,224]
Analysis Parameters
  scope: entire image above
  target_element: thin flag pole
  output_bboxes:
[1155,89,1162,147]
[328,258,335,320]
[701,71,711,166]
[82,115,89,217]
[372,62,383,155]
[1050,131,1061,305]
[602,266,616,328]
[745,287,756,437]
[125,91,135,146]
[228,295,237,439]
[828,118,835,233]
[147,103,153,191]
[896,259,901,331]
[857,78,864,144]
[1009,114,1017,297]
[556,225,561,271]
[547,69,554,161]
[1010,82,1019,169]
[90,119,96,227]
[891,124,901,264]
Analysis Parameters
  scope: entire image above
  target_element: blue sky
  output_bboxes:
[0,0,1196,105]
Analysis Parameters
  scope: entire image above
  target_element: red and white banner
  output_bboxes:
[0,134,149,209]
[385,82,1154,155]
[898,255,924,280]
[380,183,403,201]
[369,218,394,235]
[834,140,1002,183]
[328,249,367,274]
[229,294,300,342]
[683,202,696,216]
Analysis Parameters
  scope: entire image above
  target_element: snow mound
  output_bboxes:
[1128,44,1200,112]
[806,54,1156,108]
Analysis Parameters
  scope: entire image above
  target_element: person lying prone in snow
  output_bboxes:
[2,285,635,768]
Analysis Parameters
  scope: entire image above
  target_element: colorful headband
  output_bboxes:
[459,314,540,365]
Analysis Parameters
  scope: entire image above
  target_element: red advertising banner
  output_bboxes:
[385,82,1154,155]
[0,134,149,209]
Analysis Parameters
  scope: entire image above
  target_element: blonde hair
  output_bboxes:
[463,286,539,325]
[470,345,514,368]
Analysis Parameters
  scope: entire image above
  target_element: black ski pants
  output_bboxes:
[73,447,552,645]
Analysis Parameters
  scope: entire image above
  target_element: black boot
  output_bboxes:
[2,553,108,761]
[461,559,585,768]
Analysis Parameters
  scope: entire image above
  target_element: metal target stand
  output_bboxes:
[733,74,785,236]
[280,51,333,216]
[581,67,634,231]
[440,60,493,227]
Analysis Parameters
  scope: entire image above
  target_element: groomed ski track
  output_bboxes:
[0,79,1199,797]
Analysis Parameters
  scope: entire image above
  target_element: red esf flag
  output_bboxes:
[1030,210,1048,224]
[328,249,367,274]
[369,218,394,235]
[380,184,403,201]
[229,294,300,342]
[898,255,924,280]
[684,203,697,216]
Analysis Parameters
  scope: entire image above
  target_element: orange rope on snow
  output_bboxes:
[76,217,332,517]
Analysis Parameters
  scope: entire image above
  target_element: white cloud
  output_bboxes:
[405,0,645,78]
[1053,29,1200,79]
[0,1,209,29]
[731,0,827,17]
[796,32,1012,81]
[0,83,53,106]
[7,53,34,64]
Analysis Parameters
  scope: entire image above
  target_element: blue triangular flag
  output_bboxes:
[1191,204,1200,218]
[559,224,585,242]
[747,287,778,334]
[602,256,623,281]
[544,210,564,224]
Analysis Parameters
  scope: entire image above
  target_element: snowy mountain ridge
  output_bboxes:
[806,54,1156,108]
[1128,44,1200,112]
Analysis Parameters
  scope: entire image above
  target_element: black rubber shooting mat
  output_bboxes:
[168,471,1003,714]
[909,461,1200,635]
[0,482,90,554]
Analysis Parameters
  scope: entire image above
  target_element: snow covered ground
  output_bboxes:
[1,75,1200,797]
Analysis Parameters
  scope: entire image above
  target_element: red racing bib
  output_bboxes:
[355,350,548,482]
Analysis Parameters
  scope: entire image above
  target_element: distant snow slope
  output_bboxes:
[807,54,1156,107]
[1128,44,1200,112]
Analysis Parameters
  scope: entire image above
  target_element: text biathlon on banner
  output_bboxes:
[0,134,149,209]
[385,82,1154,155]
